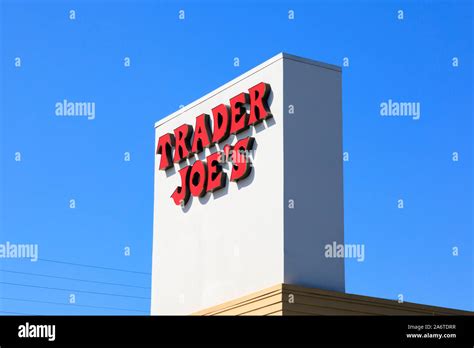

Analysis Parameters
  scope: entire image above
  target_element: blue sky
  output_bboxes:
[0,0,472,314]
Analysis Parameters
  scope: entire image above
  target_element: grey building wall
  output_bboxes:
[283,54,345,292]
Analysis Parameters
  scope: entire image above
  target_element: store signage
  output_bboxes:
[156,82,272,206]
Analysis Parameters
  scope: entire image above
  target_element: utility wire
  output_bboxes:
[0,269,150,289]
[0,281,151,300]
[38,258,151,275]
[0,296,148,314]
[0,310,32,315]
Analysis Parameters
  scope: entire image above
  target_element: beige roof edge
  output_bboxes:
[154,52,341,129]
[192,283,473,316]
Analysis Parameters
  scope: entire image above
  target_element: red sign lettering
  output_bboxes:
[173,124,193,163]
[156,133,175,170]
[157,82,272,206]
[191,114,212,154]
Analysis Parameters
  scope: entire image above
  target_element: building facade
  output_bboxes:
[152,53,343,315]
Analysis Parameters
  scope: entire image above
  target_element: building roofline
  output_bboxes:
[154,52,341,129]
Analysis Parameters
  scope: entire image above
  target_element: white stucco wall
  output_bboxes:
[151,53,344,315]
[152,55,285,315]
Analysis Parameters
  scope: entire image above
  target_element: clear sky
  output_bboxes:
[0,0,472,314]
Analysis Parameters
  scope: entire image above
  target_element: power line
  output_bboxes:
[0,269,150,289]
[38,258,151,275]
[0,310,32,315]
[0,281,151,300]
[0,297,148,314]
